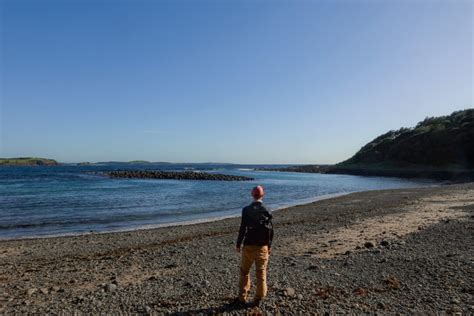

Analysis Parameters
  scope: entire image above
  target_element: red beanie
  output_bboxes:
[251,185,264,199]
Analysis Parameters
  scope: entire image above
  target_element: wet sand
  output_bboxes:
[0,183,473,314]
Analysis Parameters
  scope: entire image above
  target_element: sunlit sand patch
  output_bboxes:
[282,191,473,258]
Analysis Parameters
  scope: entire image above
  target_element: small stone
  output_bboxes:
[39,288,49,294]
[105,283,117,292]
[51,286,61,292]
[26,288,37,296]
[377,302,385,309]
[451,298,460,304]
[284,287,296,297]
[297,294,303,300]
[385,276,401,289]
[364,242,375,248]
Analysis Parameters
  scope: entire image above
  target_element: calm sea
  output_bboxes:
[0,163,435,239]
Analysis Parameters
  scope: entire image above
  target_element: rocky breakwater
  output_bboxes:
[105,170,254,181]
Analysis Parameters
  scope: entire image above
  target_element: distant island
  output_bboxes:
[0,157,60,166]
[77,161,172,166]
[262,109,474,181]
[77,162,93,166]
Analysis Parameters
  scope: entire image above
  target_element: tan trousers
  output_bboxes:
[239,245,269,301]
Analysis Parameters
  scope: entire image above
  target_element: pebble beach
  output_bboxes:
[0,183,472,314]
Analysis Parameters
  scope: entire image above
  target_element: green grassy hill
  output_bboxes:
[328,109,474,180]
[267,109,474,181]
[0,157,60,166]
[339,109,474,169]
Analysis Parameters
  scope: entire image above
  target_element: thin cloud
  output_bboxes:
[142,130,167,134]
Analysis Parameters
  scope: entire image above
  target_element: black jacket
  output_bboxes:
[236,201,274,247]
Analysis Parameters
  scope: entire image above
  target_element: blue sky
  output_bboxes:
[1,0,472,164]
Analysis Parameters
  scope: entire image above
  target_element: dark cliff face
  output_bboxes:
[340,109,474,169]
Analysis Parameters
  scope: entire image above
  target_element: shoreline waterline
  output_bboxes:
[0,183,442,242]
[1,183,471,314]
[0,164,438,241]
[0,191,357,242]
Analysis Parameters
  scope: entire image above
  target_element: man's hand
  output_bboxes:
[236,247,241,253]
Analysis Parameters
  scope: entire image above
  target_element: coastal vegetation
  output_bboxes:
[0,157,59,166]
[328,109,474,180]
[261,109,474,181]
[337,109,473,168]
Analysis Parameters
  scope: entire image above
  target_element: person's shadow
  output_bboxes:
[171,299,261,315]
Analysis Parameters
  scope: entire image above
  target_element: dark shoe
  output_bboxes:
[230,297,246,306]
[251,299,263,307]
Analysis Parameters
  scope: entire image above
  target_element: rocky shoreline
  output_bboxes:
[326,166,474,182]
[257,164,474,182]
[255,165,331,174]
[0,183,472,314]
[105,170,254,181]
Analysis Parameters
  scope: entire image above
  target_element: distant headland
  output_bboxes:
[260,109,474,181]
[0,157,60,166]
[77,161,172,166]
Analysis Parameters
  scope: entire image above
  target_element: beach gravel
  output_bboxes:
[0,183,472,314]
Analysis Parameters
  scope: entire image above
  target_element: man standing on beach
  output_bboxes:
[236,185,274,306]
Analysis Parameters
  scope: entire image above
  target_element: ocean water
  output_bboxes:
[0,163,435,239]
